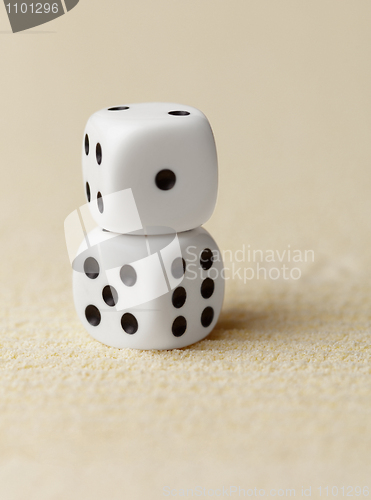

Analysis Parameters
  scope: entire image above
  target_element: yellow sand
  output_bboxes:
[1,1,371,497]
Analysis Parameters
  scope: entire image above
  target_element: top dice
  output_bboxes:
[83,102,218,234]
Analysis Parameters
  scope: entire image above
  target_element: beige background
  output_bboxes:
[1,1,371,498]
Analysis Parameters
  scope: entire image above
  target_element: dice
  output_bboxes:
[82,102,218,234]
[72,227,224,350]
[66,102,225,350]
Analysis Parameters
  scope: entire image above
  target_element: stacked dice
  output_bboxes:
[71,103,224,350]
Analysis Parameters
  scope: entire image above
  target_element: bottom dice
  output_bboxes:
[72,226,225,350]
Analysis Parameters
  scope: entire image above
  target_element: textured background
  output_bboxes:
[1,1,371,498]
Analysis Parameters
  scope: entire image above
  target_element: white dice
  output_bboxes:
[72,227,224,350]
[67,102,225,350]
[82,103,218,234]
